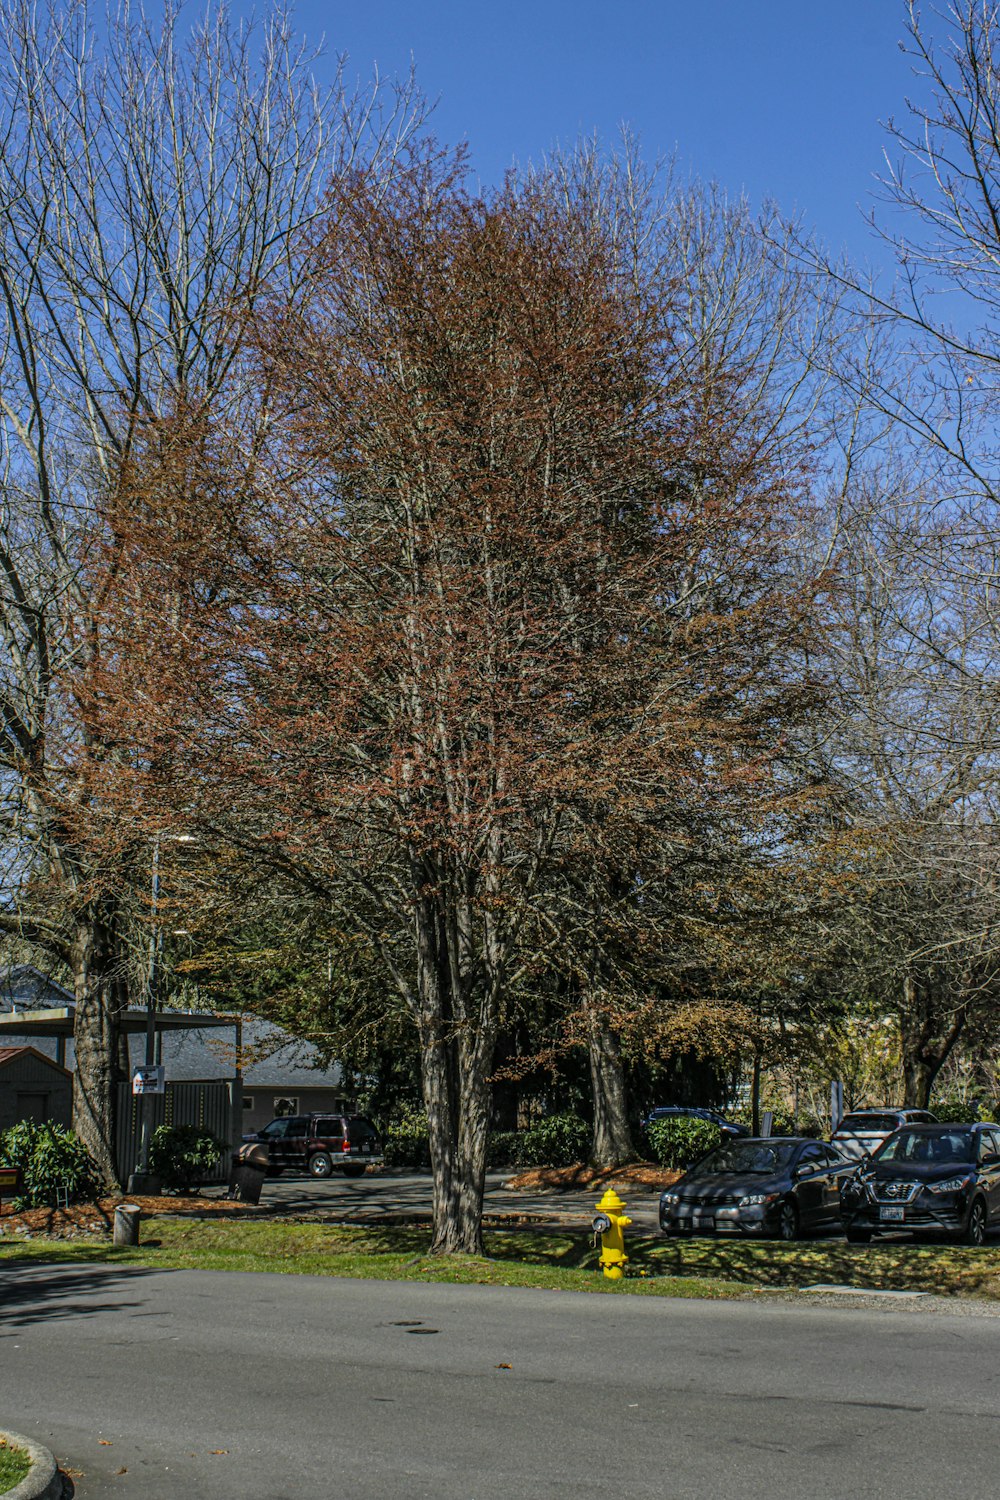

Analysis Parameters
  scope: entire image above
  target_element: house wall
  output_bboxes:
[241,1086,351,1134]
[0,1054,73,1132]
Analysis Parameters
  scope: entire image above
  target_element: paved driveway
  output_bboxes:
[4,1262,1000,1499]
[243,1170,663,1232]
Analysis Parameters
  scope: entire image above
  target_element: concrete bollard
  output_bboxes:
[113,1202,141,1247]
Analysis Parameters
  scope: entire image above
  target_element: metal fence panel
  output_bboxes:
[115,1080,233,1186]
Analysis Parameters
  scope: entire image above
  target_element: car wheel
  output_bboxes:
[777,1200,799,1242]
[963,1198,987,1247]
[308,1152,333,1178]
[342,1163,366,1178]
[846,1225,872,1244]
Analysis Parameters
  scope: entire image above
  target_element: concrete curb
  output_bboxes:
[0,1430,63,1500]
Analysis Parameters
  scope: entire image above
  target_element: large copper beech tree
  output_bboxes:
[96,147,820,1252]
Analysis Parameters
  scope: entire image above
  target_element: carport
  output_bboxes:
[0,1005,242,1181]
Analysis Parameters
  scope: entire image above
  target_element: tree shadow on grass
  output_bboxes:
[640,1233,1000,1295]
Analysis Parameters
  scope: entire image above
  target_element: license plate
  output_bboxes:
[879,1205,905,1221]
[693,1216,715,1232]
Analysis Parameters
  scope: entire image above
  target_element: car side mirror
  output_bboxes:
[982,1153,1000,1167]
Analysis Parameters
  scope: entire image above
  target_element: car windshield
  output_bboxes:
[691,1142,796,1176]
[836,1113,900,1133]
[876,1129,975,1165]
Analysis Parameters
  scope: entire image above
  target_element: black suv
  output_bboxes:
[249,1114,383,1178]
[839,1122,1000,1245]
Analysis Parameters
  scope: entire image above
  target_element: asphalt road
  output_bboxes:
[3,1262,1000,1499]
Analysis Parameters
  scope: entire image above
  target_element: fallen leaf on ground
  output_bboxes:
[209,1449,229,1455]
[98,1439,113,1446]
[114,1466,127,1475]
[496,1362,512,1369]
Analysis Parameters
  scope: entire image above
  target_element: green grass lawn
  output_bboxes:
[0,1438,30,1495]
[3,1217,999,1299]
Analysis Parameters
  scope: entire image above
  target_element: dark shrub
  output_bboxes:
[148,1124,227,1192]
[644,1116,722,1169]
[516,1112,590,1168]
[486,1131,521,1169]
[381,1109,431,1170]
[0,1120,101,1208]
[930,1095,992,1125]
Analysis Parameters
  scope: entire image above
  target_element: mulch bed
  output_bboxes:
[0,1193,262,1240]
[504,1162,680,1192]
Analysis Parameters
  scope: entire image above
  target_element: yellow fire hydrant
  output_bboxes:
[593,1187,631,1279]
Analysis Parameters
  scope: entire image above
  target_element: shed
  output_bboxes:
[0,1045,73,1131]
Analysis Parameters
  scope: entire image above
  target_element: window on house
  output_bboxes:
[17,1093,49,1123]
[273,1096,298,1117]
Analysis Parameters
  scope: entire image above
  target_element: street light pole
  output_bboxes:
[128,834,163,1193]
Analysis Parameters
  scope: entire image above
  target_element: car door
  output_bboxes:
[280,1116,310,1171]
[977,1129,1000,1224]
[257,1118,289,1166]
[792,1143,829,1227]
[811,1145,848,1225]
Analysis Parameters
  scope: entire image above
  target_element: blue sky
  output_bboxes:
[299,2,917,266]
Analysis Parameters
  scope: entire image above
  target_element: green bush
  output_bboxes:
[516,1112,590,1168]
[0,1120,100,1208]
[931,1095,994,1124]
[486,1130,521,1168]
[148,1124,227,1192]
[644,1116,722,1169]
[381,1108,431,1170]
[732,1104,797,1136]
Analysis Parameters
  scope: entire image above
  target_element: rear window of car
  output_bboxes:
[347,1116,379,1141]
[876,1128,976,1164]
[836,1114,901,1133]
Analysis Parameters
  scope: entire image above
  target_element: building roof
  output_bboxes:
[0,967,342,1089]
[0,1044,72,1077]
[0,965,74,1011]
[137,1021,343,1089]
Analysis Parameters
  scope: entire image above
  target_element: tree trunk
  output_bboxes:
[587,1005,635,1167]
[899,976,965,1110]
[420,1018,494,1256]
[902,1055,939,1110]
[72,910,127,1189]
[750,1049,762,1135]
[415,897,495,1256]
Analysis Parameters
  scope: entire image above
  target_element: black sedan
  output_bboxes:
[839,1122,1000,1245]
[659,1137,849,1241]
[644,1106,749,1137]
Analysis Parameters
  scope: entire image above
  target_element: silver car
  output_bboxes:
[831,1108,937,1160]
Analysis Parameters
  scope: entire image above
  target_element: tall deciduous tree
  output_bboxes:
[96,136,826,1249]
[0,0,413,1181]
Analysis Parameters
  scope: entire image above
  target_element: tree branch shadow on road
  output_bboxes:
[0,1261,171,1330]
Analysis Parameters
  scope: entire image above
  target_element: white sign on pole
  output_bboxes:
[830,1079,844,1132]
[132,1065,165,1096]
[760,1110,774,1138]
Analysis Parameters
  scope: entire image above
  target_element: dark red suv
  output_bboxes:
[249,1113,383,1178]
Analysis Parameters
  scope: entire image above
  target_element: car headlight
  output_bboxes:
[661,1192,681,1205]
[927,1175,973,1194]
[739,1192,780,1208]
